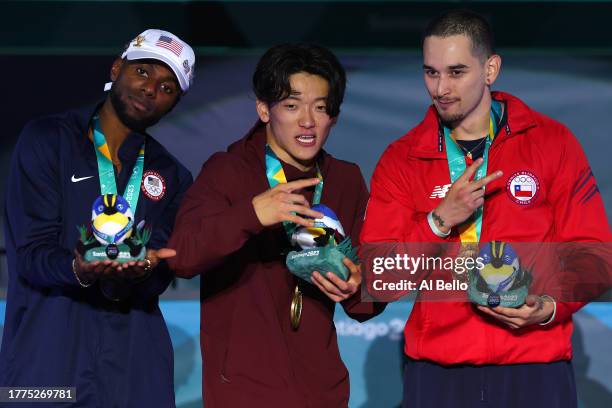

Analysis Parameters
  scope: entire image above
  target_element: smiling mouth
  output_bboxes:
[296,135,316,147]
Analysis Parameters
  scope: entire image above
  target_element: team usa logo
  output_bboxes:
[141,171,166,201]
[507,171,539,205]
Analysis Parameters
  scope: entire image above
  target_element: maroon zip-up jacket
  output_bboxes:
[168,122,385,407]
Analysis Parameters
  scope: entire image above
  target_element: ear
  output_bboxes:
[330,115,338,127]
[256,99,271,123]
[485,54,502,86]
[110,58,124,82]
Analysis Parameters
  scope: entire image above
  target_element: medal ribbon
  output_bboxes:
[264,144,323,241]
[443,100,502,243]
[92,115,145,213]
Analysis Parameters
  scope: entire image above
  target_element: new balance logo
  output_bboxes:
[429,184,451,199]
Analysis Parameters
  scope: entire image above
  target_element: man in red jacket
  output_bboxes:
[168,44,384,407]
[361,10,611,408]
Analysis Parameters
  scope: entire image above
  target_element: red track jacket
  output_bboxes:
[361,91,611,365]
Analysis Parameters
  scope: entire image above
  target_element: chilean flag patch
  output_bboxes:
[514,184,533,198]
[507,171,540,205]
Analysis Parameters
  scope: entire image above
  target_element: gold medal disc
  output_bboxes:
[290,285,303,330]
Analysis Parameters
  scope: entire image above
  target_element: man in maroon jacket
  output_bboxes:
[168,44,384,407]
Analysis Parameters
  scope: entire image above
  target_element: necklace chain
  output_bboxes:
[456,137,487,159]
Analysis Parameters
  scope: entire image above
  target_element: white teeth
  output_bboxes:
[297,135,315,143]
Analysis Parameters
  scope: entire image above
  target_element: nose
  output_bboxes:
[299,107,315,128]
[436,75,451,98]
[141,79,157,98]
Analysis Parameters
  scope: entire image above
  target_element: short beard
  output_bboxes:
[109,84,160,133]
[439,112,466,129]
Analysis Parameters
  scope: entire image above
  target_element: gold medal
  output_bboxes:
[290,285,303,330]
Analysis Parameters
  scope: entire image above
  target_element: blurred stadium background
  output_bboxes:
[1,1,611,407]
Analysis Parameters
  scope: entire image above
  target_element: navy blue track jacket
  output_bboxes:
[0,103,192,407]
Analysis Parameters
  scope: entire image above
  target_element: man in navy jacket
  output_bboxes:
[1,29,194,407]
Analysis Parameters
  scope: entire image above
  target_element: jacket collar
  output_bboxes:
[405,91,538,159]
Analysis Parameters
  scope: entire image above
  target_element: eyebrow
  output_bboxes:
[286,94,327,102]
[422,64,469,70]
[138,63,179,86]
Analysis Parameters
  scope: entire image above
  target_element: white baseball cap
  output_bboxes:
[104,29,195,93]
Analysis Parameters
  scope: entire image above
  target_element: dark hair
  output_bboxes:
[252,43,346,118]
[423,10,495,61]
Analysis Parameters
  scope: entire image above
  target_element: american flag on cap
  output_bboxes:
[156,35,183,57]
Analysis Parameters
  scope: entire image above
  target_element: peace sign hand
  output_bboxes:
[432,158,503,234]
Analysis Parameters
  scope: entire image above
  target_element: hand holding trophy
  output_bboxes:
[285,204,360,329]
[286,204,359,283]
[75,193,153,299]
[77,193,149,263]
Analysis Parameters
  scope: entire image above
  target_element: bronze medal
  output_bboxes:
[290,285,303,330]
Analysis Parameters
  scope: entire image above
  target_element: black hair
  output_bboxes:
[423,10,495,61]
[252,43,346,118]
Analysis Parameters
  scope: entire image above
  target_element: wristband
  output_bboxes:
[72,258,93,288]
[427,211,451,238]
[539,294,556,326]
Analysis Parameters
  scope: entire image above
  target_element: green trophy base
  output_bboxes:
[83,244,146,263]
[76,223,150,264]
[286,237,359,283]
[467,269,532,308]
